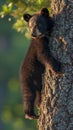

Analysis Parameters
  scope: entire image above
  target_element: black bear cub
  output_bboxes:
[20,8,62,119]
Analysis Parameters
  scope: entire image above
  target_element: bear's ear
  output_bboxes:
[23,14,32,22]
[41,8,49,17]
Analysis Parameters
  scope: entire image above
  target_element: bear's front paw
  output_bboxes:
[53,61,62,72]
[52,61,64,76]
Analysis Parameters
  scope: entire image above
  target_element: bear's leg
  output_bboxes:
[24,99,39,119]
[22,84,39,119]
[35,90,41,109]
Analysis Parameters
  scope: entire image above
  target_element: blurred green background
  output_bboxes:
[0,0,50,130]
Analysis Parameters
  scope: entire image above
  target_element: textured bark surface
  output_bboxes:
[38,0,73,130]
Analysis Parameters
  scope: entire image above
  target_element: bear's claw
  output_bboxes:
[25,114,39,120]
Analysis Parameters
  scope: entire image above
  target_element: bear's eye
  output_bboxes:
[38,23,42,27]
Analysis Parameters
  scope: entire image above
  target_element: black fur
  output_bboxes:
[20,8,62,119]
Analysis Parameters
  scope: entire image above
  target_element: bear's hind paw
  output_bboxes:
[25,114,39,120]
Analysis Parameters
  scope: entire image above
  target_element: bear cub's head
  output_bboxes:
[23,8,54,38]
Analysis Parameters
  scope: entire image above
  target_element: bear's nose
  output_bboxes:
[31,32,36,37]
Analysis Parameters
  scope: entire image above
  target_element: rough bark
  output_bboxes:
[38,0,73,130]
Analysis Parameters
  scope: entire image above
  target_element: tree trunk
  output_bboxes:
[38,0,73,130]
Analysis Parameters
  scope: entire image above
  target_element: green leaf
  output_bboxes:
[2,5,8,13]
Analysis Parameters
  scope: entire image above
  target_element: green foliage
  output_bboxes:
[0,0,51,35]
